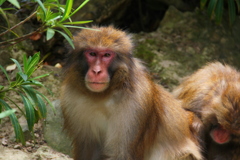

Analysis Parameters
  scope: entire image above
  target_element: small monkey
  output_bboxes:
[173,62,240,160]
[60,26,202,160]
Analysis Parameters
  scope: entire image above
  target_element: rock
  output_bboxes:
[13,144,22,149]
[1,137,8,146]
[153,0,196,11]
[134,6,240,89]
[0,145,72,160]
[0,50,12,67]
[43,100,72,156]
[69,0,131,26]
[0,146,30,160]
[18,116,32,141]
[31,146,72,160]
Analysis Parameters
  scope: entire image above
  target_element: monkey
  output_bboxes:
[173,62,240,160]
[60,26,202,160]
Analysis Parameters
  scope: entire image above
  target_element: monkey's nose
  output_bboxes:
[92,69,102,75]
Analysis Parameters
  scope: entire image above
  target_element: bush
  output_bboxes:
[0,52,52,145]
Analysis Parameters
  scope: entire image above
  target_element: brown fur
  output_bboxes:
[173,62,240,160]
[60,26,202,160]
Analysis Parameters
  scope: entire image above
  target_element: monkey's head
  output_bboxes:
[209,83,240,145]
[64,26,135,93]
[74,26,133,55]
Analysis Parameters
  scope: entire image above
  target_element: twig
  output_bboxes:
[0,11,37,37]
[0,28,42,48]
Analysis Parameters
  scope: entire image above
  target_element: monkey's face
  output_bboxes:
[84,48,116,92]
[66,26,134,94]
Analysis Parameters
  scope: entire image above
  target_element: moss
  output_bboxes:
[134,45,156,64]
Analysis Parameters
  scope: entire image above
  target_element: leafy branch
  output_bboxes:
[0,0,92,48]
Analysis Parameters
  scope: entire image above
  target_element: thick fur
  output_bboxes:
[60,26,202,160]
[173,62,240,160]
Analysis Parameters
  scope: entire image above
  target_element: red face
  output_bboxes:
[84,48,116,92]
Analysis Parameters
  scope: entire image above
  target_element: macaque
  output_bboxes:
[60,26,202,160]
[173,62,240,160]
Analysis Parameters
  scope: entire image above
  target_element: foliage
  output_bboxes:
[0,0,92,48]
[0,109,16,118]
[0,52,52,145]
[201,0,240,25]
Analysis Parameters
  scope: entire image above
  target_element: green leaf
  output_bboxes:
[0,65,10,83]
[21,81,44,87]
[35,91,55,114]
[0,109,16,118]
[35,0,46,19]
[69,0,89,18]
[25,53,40,77]
[63,25,96,30]
[207,0,217,18]
[21,85,38,106]
[31,52,41,64]
[62,20,93,25]
[23,54,28,74]
[46,28,55,40]
[11,58,23,73]
[0,99,25,144]
[215,0,224,23]
[55,24,72,38]
[36,9,45,21]
[43,0,63,9]
[60,0,73,22]
[55,29,74,49]
[0,0,7,5]
[228,0,236,26]
[46,13,62,21]
[26,54,32,69]
[18,72,28,81]
[29,73,50,80]
[7,0,20,9]
[20,94,35,131]
[36,94,47,118]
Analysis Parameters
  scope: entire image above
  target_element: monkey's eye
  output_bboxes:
[104,53,111,57]
[89,52,96,56]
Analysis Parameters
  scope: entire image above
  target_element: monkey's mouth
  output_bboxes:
[88,82,109,85]
[211,125,231,144]
[89,82,108,84]
[86,81,109,92]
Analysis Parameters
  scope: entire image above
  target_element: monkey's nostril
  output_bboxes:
[93,69,101,75]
